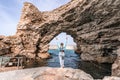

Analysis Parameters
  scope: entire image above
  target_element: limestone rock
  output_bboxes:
[17,2,44,31]
[103,76,120,80]
[38,53,50,59]
[80,44,117,63]
[0,41,10,55]
[0,35,5,40]
[0,67,93,80]
[112,48,120,77]
[34,67,94,80]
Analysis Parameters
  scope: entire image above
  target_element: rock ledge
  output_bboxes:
[0,67,93,80]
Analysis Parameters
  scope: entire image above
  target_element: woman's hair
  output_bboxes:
[60,43,64,46]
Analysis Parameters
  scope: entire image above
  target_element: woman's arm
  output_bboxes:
[56,38,60,49]
[64,37,68,49]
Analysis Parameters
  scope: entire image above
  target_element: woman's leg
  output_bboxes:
[61,53,65,68]
[61,59,64,68]
[59,52,62,67]
[62,52,65,68]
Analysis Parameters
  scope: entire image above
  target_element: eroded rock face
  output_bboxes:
[112,47,120,76]
[0,41,10,56]
[0,0,120,76]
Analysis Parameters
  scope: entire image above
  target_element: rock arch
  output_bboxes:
[0,0,120,76]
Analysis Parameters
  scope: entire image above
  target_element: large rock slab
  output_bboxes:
[34,68,93,80]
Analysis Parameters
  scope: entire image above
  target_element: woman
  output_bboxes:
[56,37,67,68]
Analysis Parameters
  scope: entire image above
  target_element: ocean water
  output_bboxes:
[47,49,80,68]
[47,49,112,79]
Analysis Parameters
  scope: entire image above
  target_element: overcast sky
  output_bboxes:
[0,0,76,45]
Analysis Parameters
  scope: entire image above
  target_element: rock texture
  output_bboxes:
[0,0,120,77]
[0,41,10,55]
[112,47,120,76]
[34,68,93,80]
[0,67,94,80]
[103,76,120,80]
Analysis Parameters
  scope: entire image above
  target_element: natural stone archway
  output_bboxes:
[15,0,120,63]
[0,0,120,76]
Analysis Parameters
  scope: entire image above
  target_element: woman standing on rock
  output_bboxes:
[56,37,67,68]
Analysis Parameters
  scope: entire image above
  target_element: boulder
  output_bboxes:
[34,67,94,80]
[38,53,51,59]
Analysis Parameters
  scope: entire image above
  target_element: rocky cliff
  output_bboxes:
[0,0,120,77]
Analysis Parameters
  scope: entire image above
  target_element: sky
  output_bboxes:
[49,32,76,45]
[0,0,76,45]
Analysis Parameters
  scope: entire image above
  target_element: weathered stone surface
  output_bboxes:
[112,47,120,77]
[0,0,120,77]
[38,53,50,59]
[0,35,5,40]
[0,67,93,80]
[103,76,120,80]
[0,41,10,55]
[80,44,117,63]
[34,67,93,80]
